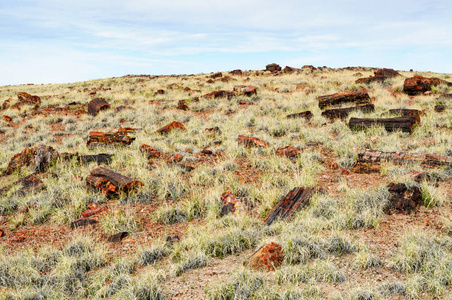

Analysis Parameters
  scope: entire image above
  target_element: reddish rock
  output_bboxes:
[11,92,41,110]
[283,66,299,73]
[302,65,317,72]
[249,242,284,271]
[206,79,215,84]
[237,135,269,148]
[177,99,189,111]
[167,153,183,164]
[140,144,160,158]
[202,90,235,99]
[355,68,400,84]
[156,121,186,135]
[341,169,350,176]
[403,76,452,95]
[87,128,136,147]
[233,85,257,96]
[276,146,300,159]
[4,145,59,175]
[155,89,165,95]
[209,72,222,79]
[384,183,422,214]
[266,63,281,73]
[87,98,110,116]
[107,232,129,243]
[2,99,11,110]
[3,115,12,123]
[286,110,313,120]
[229,69,243,76]
[81,203,108,218]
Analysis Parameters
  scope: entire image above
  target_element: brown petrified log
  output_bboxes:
[86,167,143,196]
[349,115,420,133]
[81,202,108,218]
[237,135,269,148]
[351,149,452,173]
[87,98,111,116]
[4,145,59,175]
[87,128,136,147]
[156,121,186,135]
[264,187,314,225]
[139,144,160,158]
[403,76,452,95]
[276,146,300,159]
[11,92,41,110]
[266,63,282,73]
[233,85,257,96]
[286,110,313,120]
[387,109,422,116]
[249,242,284,271]
[384,183,422,214]
[201,90,235,99]
[107,232,129,242]
[321,104,375,120]
[318,91,371,110]
[355,68,400,84]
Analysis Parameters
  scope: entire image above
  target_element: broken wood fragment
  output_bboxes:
[81,203,108,218]
[349,115,420,133]
[317,91,371,110]
[87,128,136,147]
[286,110,313,120]
[249,242,284,271]
[4,145,59,175]
[386,109,422,116]
[86,167,142,196]
[11,92,41,110]
[201,90,235,99]
[321,104,375,120]
[237,135,269,148]
[276,146,300,159]
[264,187,314,225]
[139,144,160,158]
[156,121,186,135]
[384,183,422,214]
[87,98,110,116]
[435,105,446,112]
[233,85,257,96]
[403,76,452,95]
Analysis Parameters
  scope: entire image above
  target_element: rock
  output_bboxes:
[302,65,316,72]
[209,72,222,79]
[4,145,59,175]
[156,121,186,135]
[233,85,256,96]
[249,242,284,271]
[283,66,298,73]
[435,105,446,112]
[177,99,189,111]
[140,144,160,158]
[70,218,98,229]
[202,90,235,99]
[229,69,243,76]
[276,146,300,159]
[384,183,422,214]
[155,89,165,95]
[356,68,400,84]
[87,128,136,147]
[86,167,143,197]
[205,126,221,134]
[115,105,131,113]
[403,76,452,95]
[0,229,4,237]
[237,135,269,148]
[87,98,110,116]
[220,202,235,217]
[286,110,313,120]
[11,92,41,110]
[3,115,12,123]
[167,153,183,164]
[81,203,108,218]
[266,63,281,73]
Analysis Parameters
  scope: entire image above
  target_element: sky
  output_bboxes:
[1,0,451,85]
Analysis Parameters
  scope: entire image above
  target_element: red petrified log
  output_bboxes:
[384,183,422,214]
[276,146,300,159]
[349,115,420,133]
[156,121,186,135]
[11,92,41,109]
[249,242,284,271]
[266,63,282,73]
[139,144,160,158]
[317,91,371,110]
[403,76,452,95]
[87,98,111,116]
[81,203,108,218]
[322,104,375,120]
[286,110,313,120]
[264,187,314,225]
[237,135,269,148]
[233,85,257,96]
[201,90,235,99]
[355,68,400,84]
[86,167,143,196]
[87,128,136,147]
[167,153,183,164]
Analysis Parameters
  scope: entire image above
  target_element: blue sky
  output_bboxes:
[1,0,451,85]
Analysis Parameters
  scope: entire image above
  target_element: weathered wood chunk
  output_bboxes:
[81,202,108,218]
[286,110,313,120]
[201,90,235,99]
[107,232,129,243]
[4,145,59,175]
[11,92,41,110]
[384,183,422,214]
[403,76,452,95]
[266,63,281,73]
[387,108,422,116]
[87,98,110,116]
[355,68,400,84]
[156,121,186,135]
[59,153,113,165]
[233,85,257,96]
[276,146,300,159]
[139,144,160,158]
[87,128,136,147]
[264,187,314,225]
[238,135,269,148]
[318,91,371,110]
[249,242,284,271]
[322,104,375,120]
[86,167,143,197]
[349,115,420,133]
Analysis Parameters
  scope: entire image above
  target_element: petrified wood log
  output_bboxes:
[87,128,136,147]
[264,187,314,225]
[139,144,160,158]
[0,172,57,196]
[384,183,422,214]
[86,167,142,196]
[81,202,108,218]
[355,68,400,84]
[4,145,59,175]
[266,63,282,73]
[352,149,452,173]
[87,98,110,116]
[276,146,300,159]
[387,109,422,116]
[317,91,371,110]
[349,115,420,133]
[107,232,128,242]
[286,110,313,120]
[11,92,41,110]
[156,121,186,135]
[249,242,284,271]
[321,104,375,120]
[237,135,269,148]
[403,76,452,95]
[233,85,257,96]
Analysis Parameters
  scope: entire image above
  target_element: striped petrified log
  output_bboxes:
[87,128,136,147]
[87,98,110,116]
[264,187,314,225]
[352,149,452,173]
[86,167,142,196]
[349,115,420,133]
[321,104,375,120]
[317,91,371,110]
[237,135,269,148]
[286,110,313,120]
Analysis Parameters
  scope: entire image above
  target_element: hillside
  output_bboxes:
[0,65,452,299]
